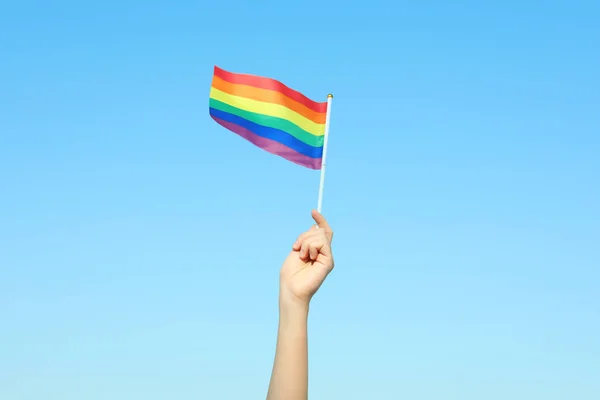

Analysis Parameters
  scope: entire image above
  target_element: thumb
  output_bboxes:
[312,209,333,241]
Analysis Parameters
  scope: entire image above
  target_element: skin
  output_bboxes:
[266,210,335,400]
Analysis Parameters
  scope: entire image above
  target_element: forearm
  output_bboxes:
[266,297,309,400]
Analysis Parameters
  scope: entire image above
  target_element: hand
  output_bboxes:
[279,210,334,308]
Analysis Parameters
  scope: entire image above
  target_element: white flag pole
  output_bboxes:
[316,94,333,214]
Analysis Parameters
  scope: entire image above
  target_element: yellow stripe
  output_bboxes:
[210,87,325,136]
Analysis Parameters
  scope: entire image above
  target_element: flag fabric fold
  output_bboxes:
[209,66,327,169]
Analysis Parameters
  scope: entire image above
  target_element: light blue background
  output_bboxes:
[1,1,599,399]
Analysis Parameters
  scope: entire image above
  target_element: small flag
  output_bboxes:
[209,66,328,169]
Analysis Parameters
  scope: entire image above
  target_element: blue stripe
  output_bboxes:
[209,108,323,159]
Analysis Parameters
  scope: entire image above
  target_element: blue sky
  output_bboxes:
[1,1,599,399]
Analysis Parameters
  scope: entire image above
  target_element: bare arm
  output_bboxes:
[266,210,334,400]
[266,299,309,400]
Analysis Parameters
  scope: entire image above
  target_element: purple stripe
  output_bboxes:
[212,116,322,170]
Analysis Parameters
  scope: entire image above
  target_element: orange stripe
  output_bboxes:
[211,76,326,125]
[214,66,327,113]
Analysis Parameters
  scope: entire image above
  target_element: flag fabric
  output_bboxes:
[209,66,327,169]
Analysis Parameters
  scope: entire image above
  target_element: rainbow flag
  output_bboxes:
[209,66,328,169]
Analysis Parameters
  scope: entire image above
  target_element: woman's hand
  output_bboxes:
[279,210,334,308]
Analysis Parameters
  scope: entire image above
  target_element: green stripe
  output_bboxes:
[209,98,324,147]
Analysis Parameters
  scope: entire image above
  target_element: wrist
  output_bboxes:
[279,291,309,320]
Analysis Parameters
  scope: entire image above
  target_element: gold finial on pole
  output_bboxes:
[327,94,334,98]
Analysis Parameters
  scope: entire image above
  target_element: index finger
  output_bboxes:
[311,209,333,241]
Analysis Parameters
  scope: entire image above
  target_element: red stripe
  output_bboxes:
[214,66,327,114]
